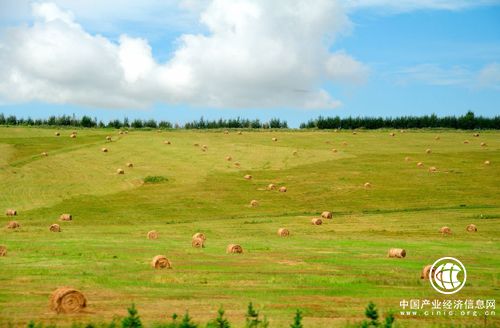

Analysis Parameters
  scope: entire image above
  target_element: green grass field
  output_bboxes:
[1,127,499,327]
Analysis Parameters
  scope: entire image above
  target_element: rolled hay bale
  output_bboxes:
[106,136,111,141]
[238,131,243,135]
[311,218,322,225]
[119,131,124,135]
[192,232,206,241]
[70,133,76,138]
[101,148,108,153]
[428,166,437,173]
[226,244,243,254]
[0,245,6,256]
[151,255,171,269]
[278,228,290,237]
[387,248,406,258]
[126,163,133,168]
[244,174,252,180]
[250,200,259,207]
[117,168,124,174]
[193,143,199,147]
[473,133,480,137]
[321,211,332,219]
[417,162,424,167]
[202,145,208,150]
[49,287,87,313]
[463,140,469,144]
[164,140,171,145]
[55,132,60,136]
[7,221,20,229]
[147,230,158,240]
[342,142,348,146]
[292,150,298,156]
[192,237,205,248]
[405,156,411,161]
[279,186,287,192]
[234,162,241,167]
[352,131,357,135]
[6,209,17,216]
[425,149,432,154]
[439,226,452,235]
[480,142,487,147]
[267,183,276,190]
[332,148,338,153]
[364,182,372,188]
[224,130,229,134]
[226,156,232,161]
[421,265,435,279]
[124,131,129,134]
[466,224,477,232]
[41,152,48,157]
[49,224,61,232]
[272,137,278,142]
[484,160,490,165]
[59,214,72,221]
[400,130,405,133]
[389,132,395,137]
[435,136,440,140]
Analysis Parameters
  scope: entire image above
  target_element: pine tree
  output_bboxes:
[245,302,261,328]
[179,311,197,328]
[122,304,143,328]
[206,307,231,328]
[290,310,303,328]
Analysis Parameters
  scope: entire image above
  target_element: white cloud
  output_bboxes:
[342,0,500,13]
[0,0,370,109]
[478,63,500,89]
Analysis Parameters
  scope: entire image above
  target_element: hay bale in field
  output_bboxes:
[0,245,6,256]
[147,230,158,240]
[473,133,480,137]
[405,156,411,161]
[41,152,48,157]
[279,186,287,192]
[272,137,278,142]
[192,238,205,248]
[342,142,348,146]
[226,244,243,254]
[484,160,490,165]
[466,224,477,232]
[364,182,372,188]
[49,287,87,313]
[311,218,322,225]
[119,131,124,135]
[202,144,208,150]
[7,221,20,229]
[321,211,332,219]
[49,224,61,232]
[352,131,357,135]
[192,232,206,241]
[439,226,452,235]
[151,255,171,269]
[425,149,432,154]
[6,209,17,216]
[224,130,229,134]
[126,163,133,168]
[480,142,487,147]
[164,140,171,145]
[428,166,437,173]
[389,132,395,137]
[417,162,424,167]
[250,200,259,207]
[463,140,469,144]
[387,248,406,258]
[421,265,435,279]
[292,150,298,156]
[70,133,76,138]
[332,148,338,153]
[234,162,241,167]
[244,174,252,180]
[238,131,243,135]
[226,156,232,161]
[278,228,290,237]
[435,136,440,140]
[55,132,60,136]
[106,136,112,141]
[267,183,276,190]
[60,214,72,221]
[101,147,108,153]
[193,143,199,147]
[400,130,405,133]
[117,168,124,174]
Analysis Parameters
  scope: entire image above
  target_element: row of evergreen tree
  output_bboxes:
[0,111,498,130]
[299,111,499,130]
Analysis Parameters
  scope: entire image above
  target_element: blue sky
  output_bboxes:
[0,0,499,127]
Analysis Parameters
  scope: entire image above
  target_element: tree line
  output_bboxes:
[0,111,498,130]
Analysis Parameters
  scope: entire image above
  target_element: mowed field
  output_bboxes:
[0,127,499,327]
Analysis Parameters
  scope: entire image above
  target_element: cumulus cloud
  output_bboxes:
[341,0,500,13]
[0,0,369,109]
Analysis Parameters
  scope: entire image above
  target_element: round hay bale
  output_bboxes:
[473,133,480,137]
[480,142,487,147]
[202,145,208,150]
[59,214,72,221]
[41,152,48,157]
[49,287,87,313]
[238,131,243,135]
[421,265,435,279]
[70,133,76,138]
[364,182,372,188]
[439,226,452,235]
[277,228,290,237]
[5,209,17,216]
[244,174,252,180]
[126,163,133,168]
[101,148,108,153]
[49,224,61,232]
[250,200,258,207]
[279,186,287,192]
[192,232,206,241]
[234,162,241,167]
[124,131,128,134]
[400,130,405,133]
[106,136,111,141]
[389,132,395,137]
[352,131,357,135]
[428,166,437,173]
[193,143,199,147]
[119,131,124,135]
[0,245,6,256]
[226,156,232,161]
[224,130,229,134]
[484,160,490,165]
[7,221,20,229]
[466,224,477,232]
[311,218,322,225]
[151,255,171,269]
[332,148,338,153]
[417,162,424,167]
[425,149,432,154]
[267,183,276,190]
[463,140,469,144]
[226,244,243,254]
[117,168,124,174]
[164,140,171,145]
[387,248,406,258]
[405,156,411,161]
[272,137,278,142]
[55,132,60,136]
[321,211,332,219]
[342,142,348,146]
[192,238,205,248]
[435,136,440,140]
[292,150,298,156]
[147,230,158,240]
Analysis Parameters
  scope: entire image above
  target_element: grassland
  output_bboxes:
[0,127,499,327]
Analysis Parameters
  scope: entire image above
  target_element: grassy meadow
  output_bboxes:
[0,127,499,327]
